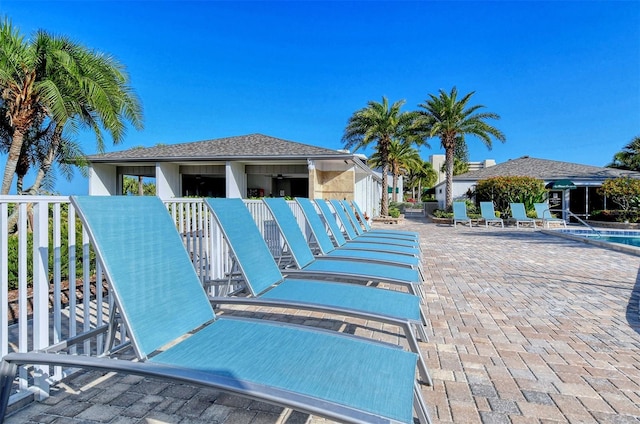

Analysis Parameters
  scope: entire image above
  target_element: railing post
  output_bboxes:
[32,201,50,400]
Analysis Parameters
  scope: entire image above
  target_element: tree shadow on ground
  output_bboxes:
[627,269,640,335]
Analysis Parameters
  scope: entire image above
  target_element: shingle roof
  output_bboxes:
[453,156,640,182]
[87,134,349,162]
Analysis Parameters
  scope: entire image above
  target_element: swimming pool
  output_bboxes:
[543,228,640,256]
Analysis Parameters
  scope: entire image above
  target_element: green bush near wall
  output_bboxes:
[474,176,547,215]
[6,206,95,291]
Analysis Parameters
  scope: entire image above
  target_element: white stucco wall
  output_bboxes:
[226,161,246,198]
[88,164,117,195]
[434,181,475,209]
[156,162,180,200]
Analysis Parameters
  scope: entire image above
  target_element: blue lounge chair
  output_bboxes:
[510,203,537,229]
[534,203,567,228]
[337,200,418,242]
[480,202,504,228]
[204,197,431,384]
[314,200,421,256]
[453,202,472,227]
[296,198,421,260]
[263,198,424,279]
[0,196,431,424]
[350,200,420,239]
[326,200,419,248]
[205,198,423,298]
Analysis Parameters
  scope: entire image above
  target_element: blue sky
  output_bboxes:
[1,1,639,195]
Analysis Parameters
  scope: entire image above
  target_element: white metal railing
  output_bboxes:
[1,196,312,410]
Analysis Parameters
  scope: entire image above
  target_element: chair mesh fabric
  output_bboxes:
[205,198,284,295]
[151,318,417,423]
[313,200,348,245]
[263,279,422,322]
[71,196,215,358]
[263,198,316,268]
[350,201,373,231]
[326,200,359,239]
[294,198,339,254]
[453,202,469,219]
[480,202,499,220]
[331,200,364,236]
[304,259,420,283]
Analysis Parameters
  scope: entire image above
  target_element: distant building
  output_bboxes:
[433,156,640,220]
[429,154,496,185]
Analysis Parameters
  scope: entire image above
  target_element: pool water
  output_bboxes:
[586,234,640,248]
[549,229,640,255]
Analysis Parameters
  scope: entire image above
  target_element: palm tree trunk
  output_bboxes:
[138,176,144,195]
[392,172,399,203]
[24,127,63,196]
[445,142,455,209]
[1,129,26,195]
[381,163,389,216]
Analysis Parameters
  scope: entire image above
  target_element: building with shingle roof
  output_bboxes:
[87,134,382,215]
[434,156,640,219]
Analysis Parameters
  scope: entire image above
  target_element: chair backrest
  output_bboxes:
[339,200,366,235]
[510,203,529,219]
[350,201,372,231]
[70,196,215,360]
[327,200,359,240]
[480,202,497,219]
[313,200,348,245]
[330,199,364,237]
[294,198,337,254]
[453,202,468,219]
[262,198,316,268]
[204,198,285,296]
[534,203,549,219]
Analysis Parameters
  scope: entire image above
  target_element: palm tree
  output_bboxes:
[0,20,143,194]
[608,136,640,171]
[406,160,437,201]
[343,97,417,215]
[369,139,422,202]
[416,87,505,209]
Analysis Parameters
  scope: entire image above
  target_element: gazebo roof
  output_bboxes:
[87,133,351,163]
[453,156,640,182]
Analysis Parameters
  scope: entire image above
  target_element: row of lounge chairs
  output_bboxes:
[453,202,568,229]
[1,196,431,424]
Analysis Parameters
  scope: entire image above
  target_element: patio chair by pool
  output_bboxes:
[534,203,567,228]
[297,198,421,259]
[453,202,472,228]
[349,200,420,239]
[0,196,430,424]
[337,200,418,242]
[326,199,419,248]
[205,198,423,299]
[480,202,504,228]
[314,200,421,256]
[263,198,424,280]
[205,197,431,384]
[510,203,537,229]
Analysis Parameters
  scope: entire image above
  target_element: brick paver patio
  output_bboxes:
[5,216,640,423]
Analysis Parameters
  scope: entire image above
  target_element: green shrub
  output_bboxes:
[388,207,401,218]
[6,205,96,291]
[475,176,546,214]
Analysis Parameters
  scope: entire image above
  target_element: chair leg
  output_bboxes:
[404,324,432,385]
[413,381,433,424]
[0,359,17,421]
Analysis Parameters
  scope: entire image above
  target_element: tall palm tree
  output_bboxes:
[343,97,417,215]
[416,87,505,208]
[0,20,143,194]
[608,136,640,171]
[369,139,422,202]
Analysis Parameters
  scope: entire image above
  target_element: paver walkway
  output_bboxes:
[5,217,640,423]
